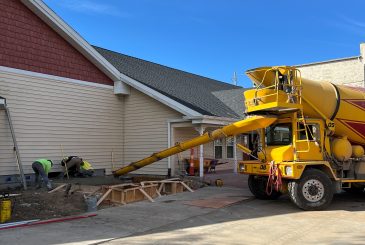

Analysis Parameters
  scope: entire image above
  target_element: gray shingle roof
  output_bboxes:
[212,88,246,118]
[94,46,245,118]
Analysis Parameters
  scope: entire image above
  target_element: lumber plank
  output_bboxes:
[85,187,102,197]
[138,188,155,202]
[48,184,67,193]
[180,181,194,192]
[97,189,112,206]
[110,183,138,188]
[158,183,165,193]
[155,188,162,197]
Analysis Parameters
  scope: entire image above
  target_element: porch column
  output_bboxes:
[195,126,205,178]
[233,135,237,173]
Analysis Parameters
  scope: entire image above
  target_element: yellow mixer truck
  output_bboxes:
[114,66,365,210]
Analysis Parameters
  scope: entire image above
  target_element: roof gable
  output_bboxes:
[95,46,245,118]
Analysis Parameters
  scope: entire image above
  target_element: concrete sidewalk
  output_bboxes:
[0,184,251,245]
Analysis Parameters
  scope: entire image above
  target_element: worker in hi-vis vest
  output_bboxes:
[32,159,53,190]
[61,156,94,177]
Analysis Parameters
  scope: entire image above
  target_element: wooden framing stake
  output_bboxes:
[60,144,69,180]
[48,184,67,193]
[138,188,154,202]
[180,181,194,192]
[96,188,112,206]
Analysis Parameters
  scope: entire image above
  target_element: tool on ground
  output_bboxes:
[60,145,69,180]
[48,184,67,194]
[215,179,224,187]
[189,148,195,176]
[64,183,72,197]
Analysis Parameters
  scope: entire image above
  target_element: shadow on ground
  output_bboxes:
[2,170,365,245]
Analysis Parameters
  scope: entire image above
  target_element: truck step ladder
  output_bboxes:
[0,97,27,190]
[295,110,311,153]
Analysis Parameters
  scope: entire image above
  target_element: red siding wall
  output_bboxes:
[0,0,113,85]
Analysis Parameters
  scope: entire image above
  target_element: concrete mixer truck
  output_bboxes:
[114,66,365,210]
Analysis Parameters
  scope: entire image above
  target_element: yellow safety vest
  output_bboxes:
[81,161,93,170]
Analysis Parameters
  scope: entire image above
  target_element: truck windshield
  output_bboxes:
[266,123,292,146]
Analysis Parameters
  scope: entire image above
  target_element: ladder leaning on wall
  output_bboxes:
[0,96,27,190]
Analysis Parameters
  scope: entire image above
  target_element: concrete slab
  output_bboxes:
[183,196,250,209]
[0,186,246,245]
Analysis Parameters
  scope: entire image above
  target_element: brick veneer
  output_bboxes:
[0,0,113,85]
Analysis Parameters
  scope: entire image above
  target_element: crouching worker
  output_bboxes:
[32,159,53,190]
[80,160,94,177]
[61,156,94,177]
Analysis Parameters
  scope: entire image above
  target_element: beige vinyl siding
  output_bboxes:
[0,71,123,175]
[122,88,182,175]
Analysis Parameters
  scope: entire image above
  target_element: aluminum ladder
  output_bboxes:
[0,97,27,190]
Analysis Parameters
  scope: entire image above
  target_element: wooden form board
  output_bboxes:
[99,179,193,206]
[99,183,158,206]
[141,179,194,195]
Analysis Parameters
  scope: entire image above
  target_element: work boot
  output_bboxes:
[46,182,53,191]
[35,184,42,189]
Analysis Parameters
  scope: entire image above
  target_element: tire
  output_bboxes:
[288,169,333,211]
[248,175,281,200]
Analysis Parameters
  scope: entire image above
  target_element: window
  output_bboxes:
[266,123,292,146]
[226,137,234,159]
[298,123,320,142]
[214,139,223,159]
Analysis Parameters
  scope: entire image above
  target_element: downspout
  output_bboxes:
[233,135,237,173]
[167,121,171,177]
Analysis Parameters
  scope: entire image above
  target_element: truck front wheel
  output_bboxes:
[288,169,333,211]
[248,175,281,200]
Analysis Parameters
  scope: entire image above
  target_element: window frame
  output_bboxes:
[265,123,292,146]
[226,137,234,159]
[214,138,223,159]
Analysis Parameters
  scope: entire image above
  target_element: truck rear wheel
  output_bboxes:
[248,175,281,200]
[288,169,333,211]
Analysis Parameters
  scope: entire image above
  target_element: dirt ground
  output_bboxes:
[1,175,189,222]
[6,188,87,222]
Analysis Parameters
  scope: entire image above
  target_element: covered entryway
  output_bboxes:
[168,117,248,177]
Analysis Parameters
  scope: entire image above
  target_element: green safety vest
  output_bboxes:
[36,159,52,174]
[81,161,93,171]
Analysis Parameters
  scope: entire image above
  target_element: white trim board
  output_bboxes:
[0,66,113,90]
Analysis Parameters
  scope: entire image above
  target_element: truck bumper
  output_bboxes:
[238,161,304,179]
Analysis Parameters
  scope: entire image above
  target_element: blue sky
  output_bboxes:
[44,0,365,87]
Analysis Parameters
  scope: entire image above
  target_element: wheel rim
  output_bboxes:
[302,179,324,202]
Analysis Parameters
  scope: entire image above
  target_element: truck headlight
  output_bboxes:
[285,166,293,176]
[239,164,245,171]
